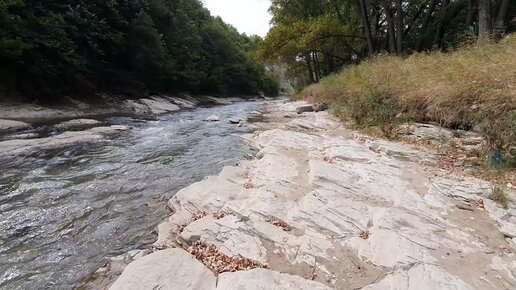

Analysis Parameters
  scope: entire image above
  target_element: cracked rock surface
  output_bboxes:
[110,100,516,290]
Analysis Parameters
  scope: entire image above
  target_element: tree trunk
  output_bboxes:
[494,0,510,39]
[478,0,493,43]
[313,52,320,82]
[306,55,315,83]
[385,4,397,54]
[416,0,439,51]
[466,0,476,28]
[395,0,404,55]
[357,0,375,55]
[433,0,450,49]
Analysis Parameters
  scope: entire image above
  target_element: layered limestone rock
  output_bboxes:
[0,119,31,132]
[111,100,516,289]
[0,125,128,156]
[54,118,102,131]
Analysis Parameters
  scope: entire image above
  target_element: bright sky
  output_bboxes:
[203,0,272,37]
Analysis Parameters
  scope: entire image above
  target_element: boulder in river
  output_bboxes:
[205,115,220,122]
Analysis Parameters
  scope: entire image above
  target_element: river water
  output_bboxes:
[0,101,259,290]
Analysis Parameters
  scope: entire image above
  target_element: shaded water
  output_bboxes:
[0,102,259,290]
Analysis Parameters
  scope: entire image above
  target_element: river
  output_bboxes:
[0,101,260,290]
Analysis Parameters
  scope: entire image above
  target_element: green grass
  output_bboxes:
[298,35,516,152]
[489,186,509,209]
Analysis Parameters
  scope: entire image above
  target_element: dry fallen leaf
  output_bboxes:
[187,241,268,274]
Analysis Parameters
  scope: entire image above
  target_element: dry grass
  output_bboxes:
[489,186,509,209]
[298,35,516,153]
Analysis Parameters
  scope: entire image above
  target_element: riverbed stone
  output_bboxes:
[0,125,128,156]
[109,249,216,290]
[0,119,31,132]
[54,118,101,130]
[206,115,220,122]
[140,97,181,114]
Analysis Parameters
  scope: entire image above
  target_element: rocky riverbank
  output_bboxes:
[95,100,515,289]
[0,95,260,157]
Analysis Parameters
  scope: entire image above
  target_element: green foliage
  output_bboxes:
[0,0,279,98]
[259,0,516,85]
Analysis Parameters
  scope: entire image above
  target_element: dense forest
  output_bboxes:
[258,0,515,86]
[0,0,279,100]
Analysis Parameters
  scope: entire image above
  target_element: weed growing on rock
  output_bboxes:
[489,186,508,209]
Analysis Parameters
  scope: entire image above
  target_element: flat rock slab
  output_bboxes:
[0,125,128,156]
[0,119,31,132]
[110,249,330,290]
[109,249,216,290]
[54,119,101,131]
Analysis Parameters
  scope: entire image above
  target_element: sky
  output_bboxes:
[203,0,272,37]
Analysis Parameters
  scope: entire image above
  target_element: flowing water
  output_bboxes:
[0,101,260,290]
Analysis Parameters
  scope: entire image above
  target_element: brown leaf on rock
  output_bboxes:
[265,217,292,231]
[359,230,370,240]
[243,182,255,189]
[186,241,268,274]
[475,198,485,210]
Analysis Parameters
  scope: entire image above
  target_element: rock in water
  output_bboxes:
[229,117,245,124]
[296,105,314,114]
[205,115,220,122]
[0,119,31,132]
[54,119,101,131]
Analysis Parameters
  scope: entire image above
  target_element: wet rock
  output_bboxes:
[109,249,216,290]
[0,125,128,156]
[206,115,220,122]
[229,117,245,124]
[139,98,181,115]
[0,119,31,132]
[54,119,101,131]
[247,111,264,123]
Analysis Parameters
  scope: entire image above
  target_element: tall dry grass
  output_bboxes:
[299,35,516,152]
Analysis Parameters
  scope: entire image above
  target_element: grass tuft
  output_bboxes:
[489,186,509,209]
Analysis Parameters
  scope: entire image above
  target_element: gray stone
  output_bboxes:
[109,249,216,290]
[206,115,220,122]
[362,264,474,290]
[217,269,332,290]
[0,119,31,132]
[229,117,245,124]
[0,125,128,156]
[296,105,314,114]
[54,119,101,131]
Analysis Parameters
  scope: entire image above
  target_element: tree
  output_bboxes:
[478,0,493,43]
